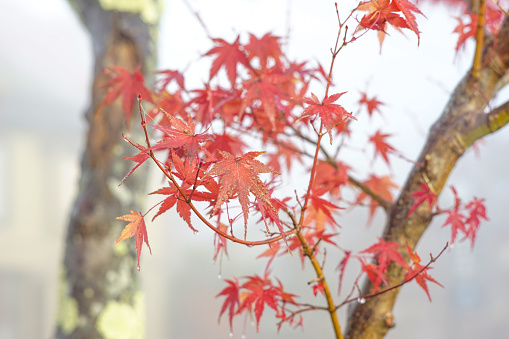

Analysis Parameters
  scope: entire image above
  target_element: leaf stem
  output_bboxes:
[335,242,448,310]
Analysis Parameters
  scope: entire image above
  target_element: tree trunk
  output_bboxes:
[54,1,160,338]
[345,17,509,339]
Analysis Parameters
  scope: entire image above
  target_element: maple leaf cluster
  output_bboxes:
[447,0,506,52]
[110,31,364,269]
[408,184,488,247]
[101,0,493,333]
[217,273,301,333]
[358,0,425,48]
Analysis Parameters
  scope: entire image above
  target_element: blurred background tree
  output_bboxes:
[54,1,161,337]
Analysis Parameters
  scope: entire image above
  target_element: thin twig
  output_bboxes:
[181,0,212,38]
[335,242,449,310]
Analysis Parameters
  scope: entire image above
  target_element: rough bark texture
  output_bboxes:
[345,17,509,339]
[54,1,160,338]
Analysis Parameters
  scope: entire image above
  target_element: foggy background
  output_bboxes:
[0,0,508,338]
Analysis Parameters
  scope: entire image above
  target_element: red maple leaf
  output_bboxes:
[408,182,437,216]
[239,275,281,331]
[257,241,281,271]
[114,211,151,270]
[442,187,466,245]
[359,92,384,117]
[361,238,409,272]
[216,278,240,332]
[356,175,398,224]
[453,4,505,53]
[205,36,250,87]
[189,86,243,125]
[96,65,152,129]
[359,258,388,293]
[244,33,283,69]
[359,0,424,44]
[336,250,352,295]
[266,141,302,173]
[443,208,466,245]
[369,130,396,166]
[254,199,286,239]
[405,244,443,301]
[150,90,187,124]
[306,189,343,229]
[153,111,211,157]
[313,161,350,198]
[464,197,488,247]
[150,182,215,232]
[213,223,230,265]
[156,69,185,92]
[312,282,325,296]
[150,153,216,231]
[206,150,279,238]
[240,67,290,129]
[453,14,477,52]
[205,133,246,160]
[119,141,150,186]
[300,92,356,144]
[393,0,424,39]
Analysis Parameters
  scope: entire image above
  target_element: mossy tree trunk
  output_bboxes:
[55,1,160,338]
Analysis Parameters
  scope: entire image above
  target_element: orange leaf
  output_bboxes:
[359,92,384,117]
[369,130,396,166]
[114,211,151,270]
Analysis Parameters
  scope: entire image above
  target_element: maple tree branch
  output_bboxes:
[285,209,343,338]
[491,0,509,16]
[472,0,486,79]
[298,122,325,227]
[336,242,448,311]
[295,228,343,339]
[293,14,345,223]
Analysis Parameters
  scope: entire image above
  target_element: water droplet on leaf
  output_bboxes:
[136,265,140,271]
[194,230,199,235]
[247,244,253,248]
[229,332,233,337]
[357,297,366,304]
[218,274,222,279]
